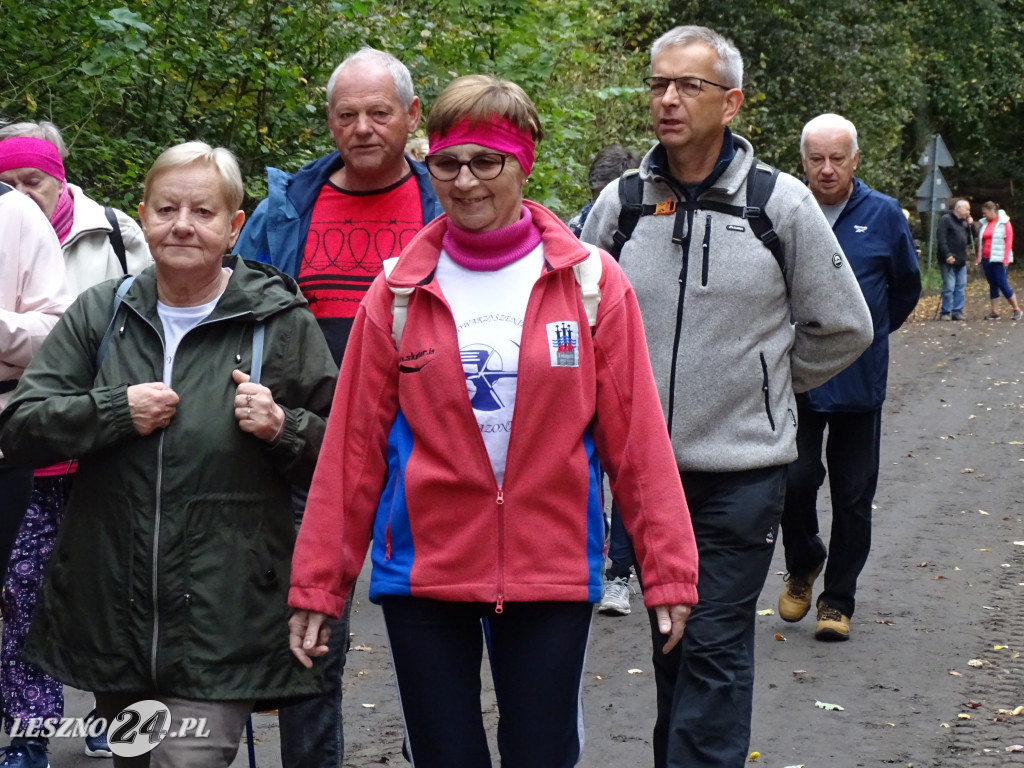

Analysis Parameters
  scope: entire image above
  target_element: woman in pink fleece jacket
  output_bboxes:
[287,75,698,768]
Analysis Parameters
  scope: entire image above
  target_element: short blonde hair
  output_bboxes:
[426,75,542,142]
[143,141,244,211]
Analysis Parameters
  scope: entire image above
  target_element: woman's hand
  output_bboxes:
[288,610,331,669]
[654,603,693,654]
[232,369,285,442]
[127,382,180,435]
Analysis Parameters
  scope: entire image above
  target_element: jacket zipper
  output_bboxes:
[701,215,712,287]
[666,207,693,437]
[760,352,776,431]
[495,487,504,614]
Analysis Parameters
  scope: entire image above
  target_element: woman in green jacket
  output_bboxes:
[0,142,337,768]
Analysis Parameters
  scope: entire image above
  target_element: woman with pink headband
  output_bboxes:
[0,122,151,767]
[288,75,699,766]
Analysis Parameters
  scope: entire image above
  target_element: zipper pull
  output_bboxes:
[496,488,504,505]
[495,594,504,614]
[385,524,392,561]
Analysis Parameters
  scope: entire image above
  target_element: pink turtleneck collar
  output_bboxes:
[442,205,542,272]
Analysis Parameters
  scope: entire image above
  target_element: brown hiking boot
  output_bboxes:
[778,563,823,622]
[814,600,851,641]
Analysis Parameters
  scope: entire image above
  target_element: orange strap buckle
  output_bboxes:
[654,200,677,215]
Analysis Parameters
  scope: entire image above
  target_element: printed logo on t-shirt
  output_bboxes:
[546,321,580,367]
[461,344,518,412]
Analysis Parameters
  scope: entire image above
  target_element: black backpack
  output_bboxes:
[610,160,788,295]
[103,206,128,274]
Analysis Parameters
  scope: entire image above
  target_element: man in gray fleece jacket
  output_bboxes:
[581,24,873,768]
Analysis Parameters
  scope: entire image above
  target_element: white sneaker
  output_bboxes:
[598,576,632,616]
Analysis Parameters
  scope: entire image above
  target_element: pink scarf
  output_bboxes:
[442,205,541,272]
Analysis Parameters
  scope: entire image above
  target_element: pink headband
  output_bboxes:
[429,116,536,177]
[0,137,66,182]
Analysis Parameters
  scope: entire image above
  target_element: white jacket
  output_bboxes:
[0,185,72,416]
[63,184,151,295]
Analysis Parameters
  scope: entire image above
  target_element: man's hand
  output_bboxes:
[288,610,331,669]
[945,255,956,265]
[127,382,180,435]
[655,603,692,653]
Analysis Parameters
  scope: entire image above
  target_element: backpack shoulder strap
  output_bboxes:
[0,182,11,197]
[382,256,415,347]
[611,170,645,261]
[104,207,128,275]
[744,160,787,295]
[96,274,136,370]
[573,244,603,327]
[249,323,266,385]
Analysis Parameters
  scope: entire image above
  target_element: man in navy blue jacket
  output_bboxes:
[778,113,921,641]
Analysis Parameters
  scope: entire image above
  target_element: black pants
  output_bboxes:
[640,465,786,768]
[780,405,882,617]
[0,460,33,579]
[380,597,592,768]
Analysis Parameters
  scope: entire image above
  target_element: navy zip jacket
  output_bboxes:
[801,178,921,412]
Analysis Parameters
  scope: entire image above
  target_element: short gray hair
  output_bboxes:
[801,113,859,157]
[325,48,415,110]
[0,120,69,158]
[650,26,743,90]
[143,141,244,211]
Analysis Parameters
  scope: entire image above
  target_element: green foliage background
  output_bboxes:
[2,0,1022,219]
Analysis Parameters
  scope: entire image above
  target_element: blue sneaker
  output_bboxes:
[84,710,113,758]
[0,738,49,768]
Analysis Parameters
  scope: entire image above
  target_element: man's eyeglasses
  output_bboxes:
[643,76,730,99]
[424,152,510,181]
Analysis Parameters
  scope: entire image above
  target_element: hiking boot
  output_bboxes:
[84,710,112,758]
[951,312,963,321]
[0,738,49,768]
[778,563,823,622]
[939,313,951,321]
[814,600,850,641]
[1014,309,1023,321]
[985,312,1001,320]
[598,576,632,616]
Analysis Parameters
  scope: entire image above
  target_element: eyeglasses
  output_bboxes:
[424,152,510,181]
[643,76,730,99]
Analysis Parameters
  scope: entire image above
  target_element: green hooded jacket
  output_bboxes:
[0,255,338,702]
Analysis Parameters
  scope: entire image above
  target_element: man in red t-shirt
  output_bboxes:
[236,48,441,768]
[237,47,441,365]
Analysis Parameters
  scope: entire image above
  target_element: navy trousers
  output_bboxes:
[641,465,786,768]
[780,405,882,617]
[381,597,592,768]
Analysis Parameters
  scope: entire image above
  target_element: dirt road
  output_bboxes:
[38,289,1024,766]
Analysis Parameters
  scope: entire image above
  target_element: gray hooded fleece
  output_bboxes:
[581,135,872,473]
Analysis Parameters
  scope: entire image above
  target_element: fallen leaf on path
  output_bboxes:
[361,703,375,708]
[979,548,991,552]
[994,645,1009,650]
[594,675,605,680]
[978,510,989,515]
[748,751,760,761]
[949,670,962,676]
[968,659,993,667]
[874,620,895,625]
[997,706,1024,716]
[940,722,950,728]
[965,700,983,709]
[957,714,971,720]
[1007,745,1024,753]
[774,633,787,642]
[935,575,947,580]
[757,608,775,615]
[917,562,929,567]
[351,645,373,651]
[814,701,844,711]
[1014,541,1024,546]
[628,668,643,674]
[961,468,975,473]
[782,765,805,768]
